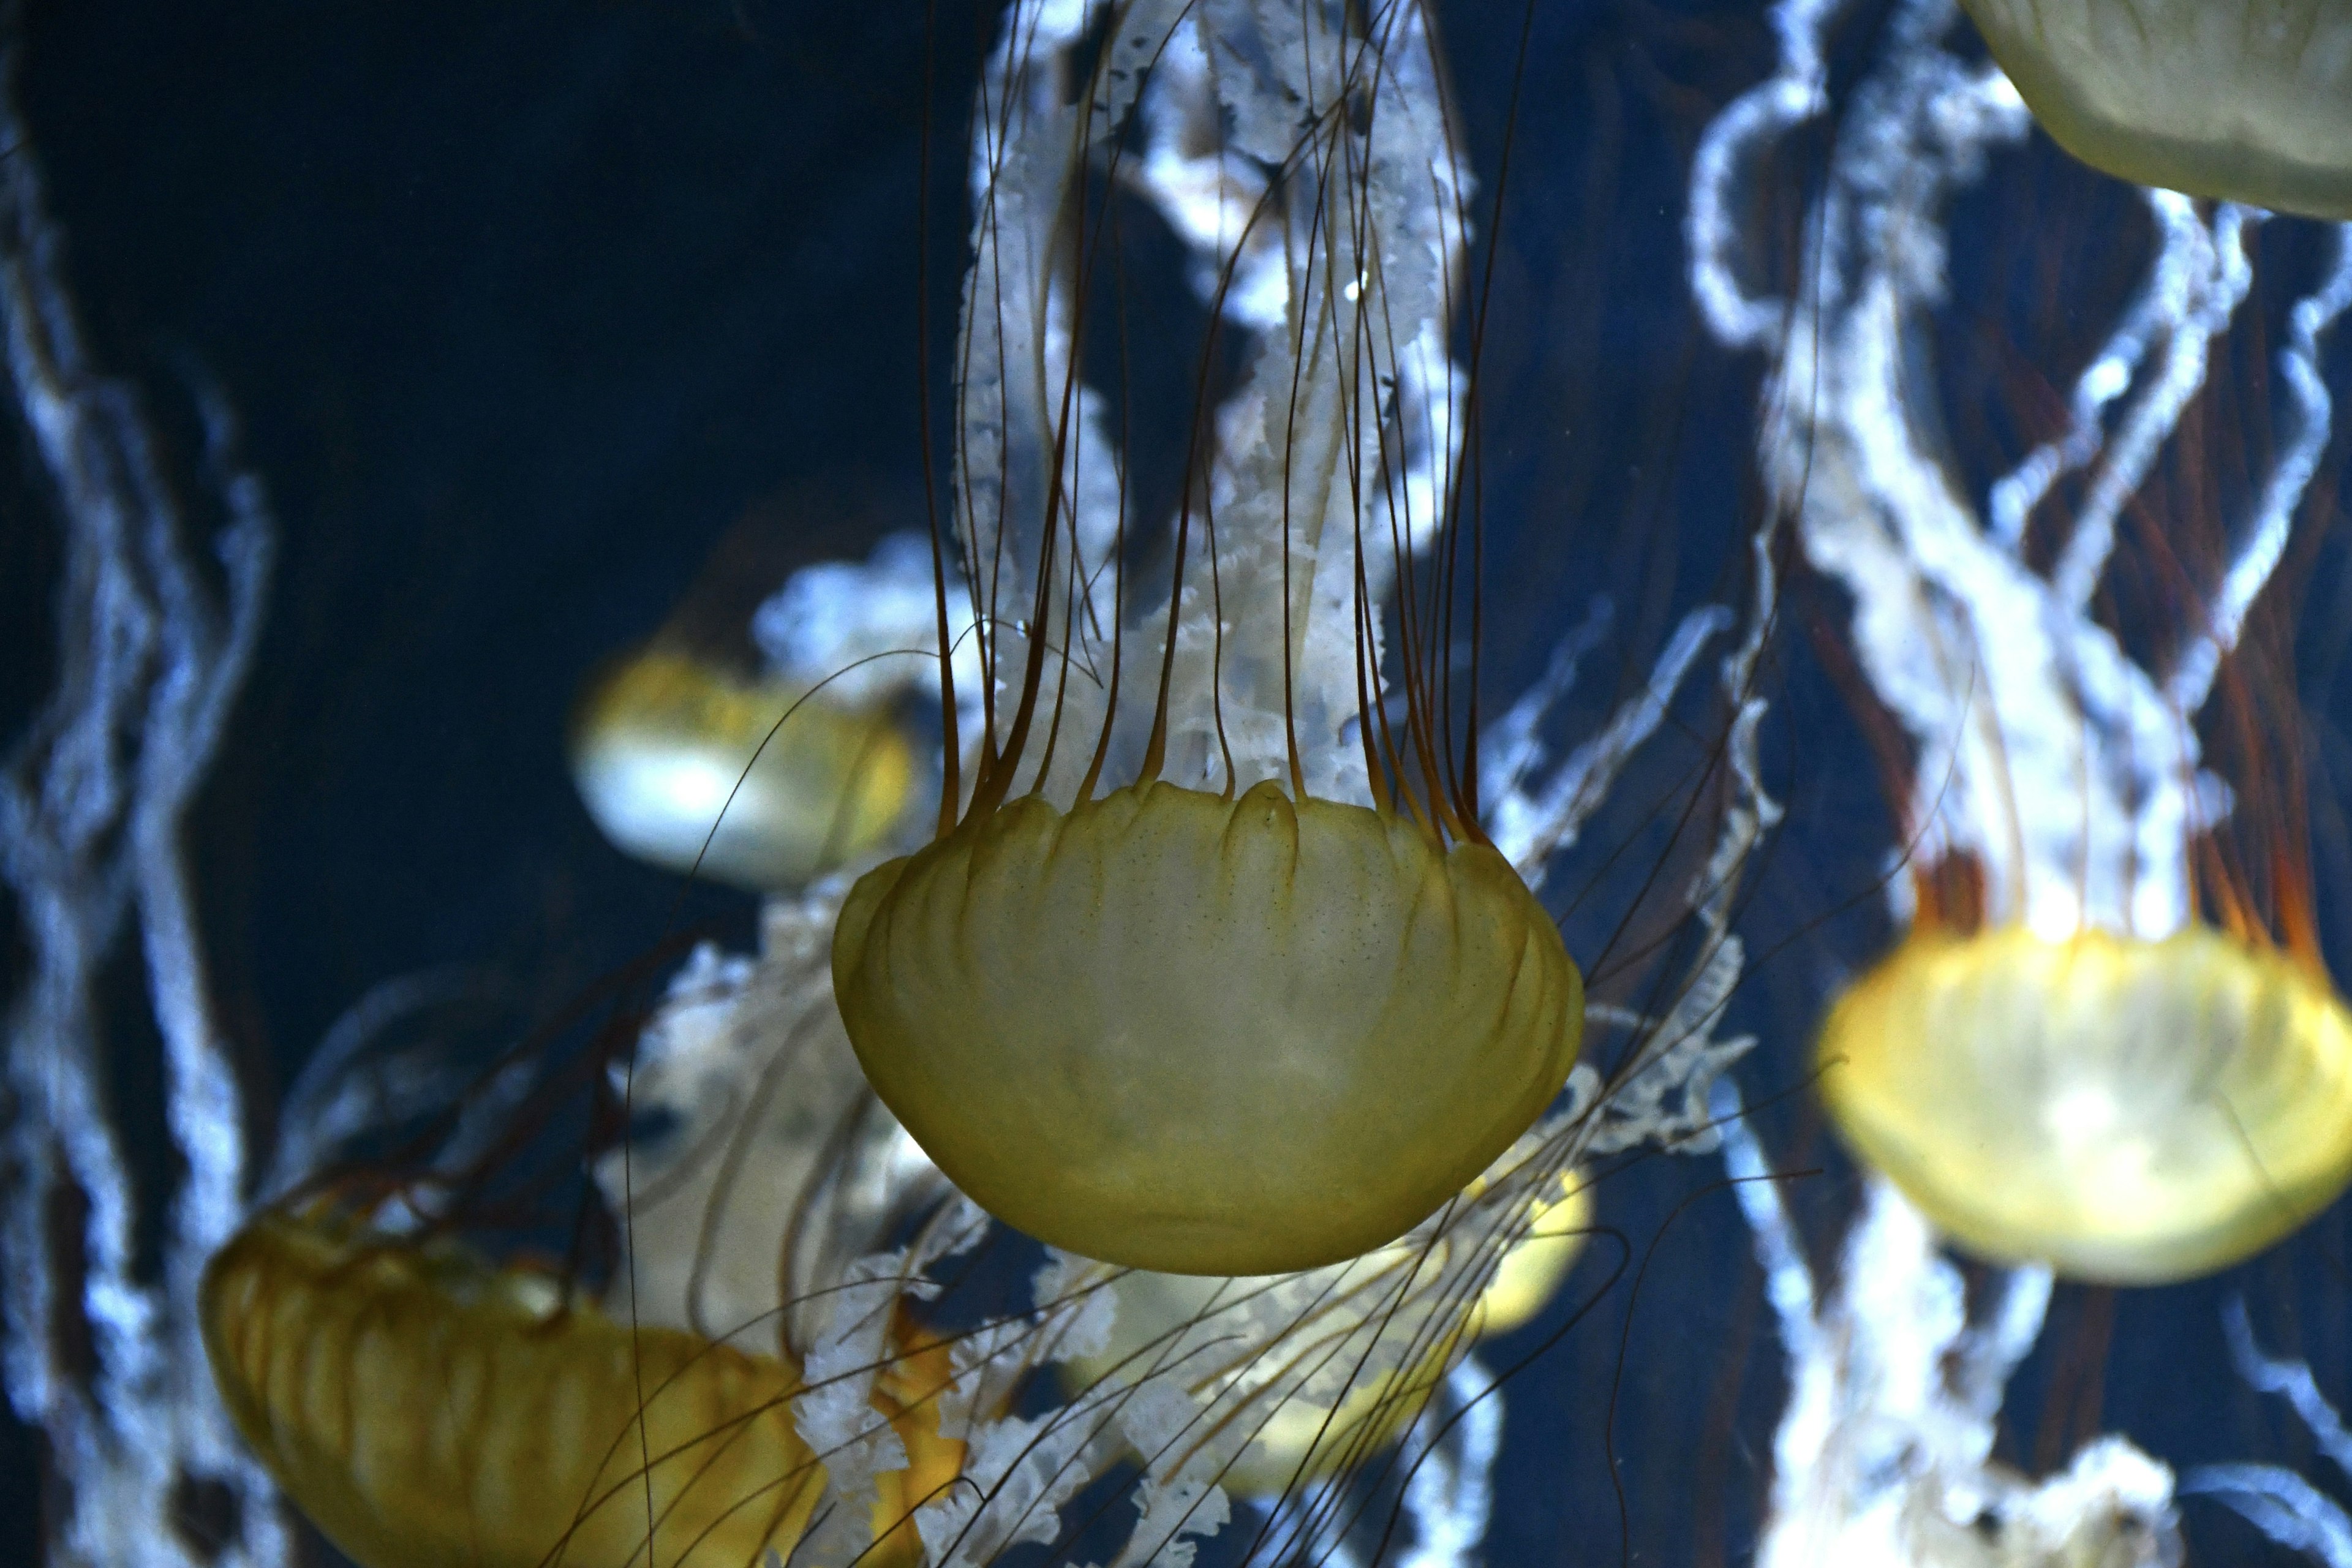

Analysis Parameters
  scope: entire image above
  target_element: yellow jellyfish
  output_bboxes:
[836,782,1580,1276]
[203,1208,823,1568]
[567,505,925,892]
[570,648,914,892]
[199,881,999,1568]
[829,0,1583,1278]
[1958,0,2352,219]
[1062,1169,1591,1494]
[1817,918,2352,1284]
[202,1206,967,1568]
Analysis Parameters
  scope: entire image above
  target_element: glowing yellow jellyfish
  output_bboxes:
[836,780,1580,1276]
[831,6,1583,1276]
[1817,916,2352,1284]
[202,1208,962,1568]
[571,647,914,891]
[1957,0,2352,219]
[1063,1172,1590,1494]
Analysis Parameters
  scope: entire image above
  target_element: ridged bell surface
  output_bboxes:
[833,780,1582,1275]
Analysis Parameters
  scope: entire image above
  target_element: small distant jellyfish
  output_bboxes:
[570,514,922,891]
[1957,0,2352,218]
[570,649,914,890]
[1817,915,2352,1284]
[830,0,1583,1278]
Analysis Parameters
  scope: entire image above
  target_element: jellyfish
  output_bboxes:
[570,650,913,891]
[1692,0,2352,1287]
[1787,172,2352,1285]
[570,518,926,892]
[197,895,982,1568]
[826,0,1585,1278]
[199,1199,984,1568]
[1956,0,2352,220]
[1689,0,2352,1553]
[200,1207,827,1568]
[1819,921,2352,1283]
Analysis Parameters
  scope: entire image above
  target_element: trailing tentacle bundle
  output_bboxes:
[832,0,1583,1278]
[1060,1165,1591,1493]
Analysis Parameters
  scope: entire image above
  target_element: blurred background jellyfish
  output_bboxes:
[1690,0,2352,1559]
[567,641,914,894]
[190,867,1001,1568]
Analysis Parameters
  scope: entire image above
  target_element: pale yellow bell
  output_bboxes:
[202,1210,962,1568]
[1062,1172,1589,1493]
[1817,924,2352,1283]
[1960,0,2352,219]
[570,649,914,891]
[832,780,1583,1275]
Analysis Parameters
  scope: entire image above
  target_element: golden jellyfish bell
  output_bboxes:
[570,648,914,891]
[834,780,1582,1276]
[201,1209,959,1568]
[1816,924,2352,1284]
[1958,0,2352,219]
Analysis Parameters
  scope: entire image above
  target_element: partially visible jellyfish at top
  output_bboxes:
[1689,0,2352,1558]
[1955,0,2352,221]
[196,2,1781,1566]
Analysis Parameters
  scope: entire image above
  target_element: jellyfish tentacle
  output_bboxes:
[2168,222,2352,715]
[834,0,1595,1280]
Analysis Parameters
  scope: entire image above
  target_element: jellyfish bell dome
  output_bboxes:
[202,1206,964,1568]
[1959,0,2352,219]
[832,779,1583,1276]
[569,646,915,891]
[1816,923,2352,1284]
[201,1210,828,1568]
